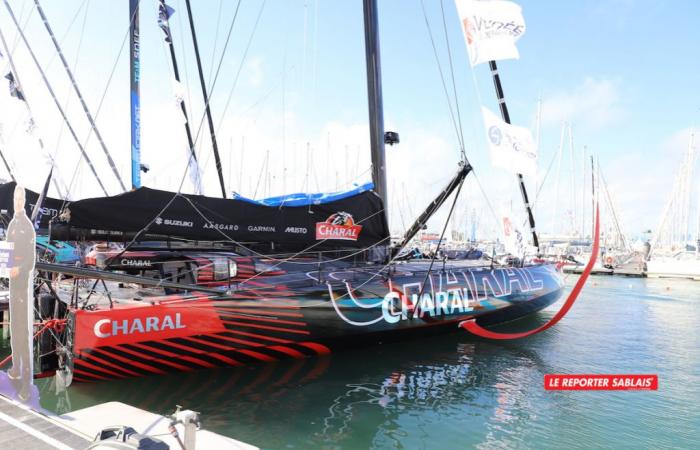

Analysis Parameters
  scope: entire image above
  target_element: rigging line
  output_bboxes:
[62,1,137,208]
[0,14,64,195]
[206,0,223,87]
[419,0,465,154]
[51,0,89,162]
[439,0,467,161]
[2,0,108,196]
[43,0,88,72]
[49,0,90,200]
[176,0,242,194]
[34,0,127,192]
[185,0,226,198]
[211,0,266,140]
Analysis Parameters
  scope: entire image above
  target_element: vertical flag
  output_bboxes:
[158,1,175,43]
[501,215,525,258]
[185,146,203,195]
[454,0,526,66]
[481,106,536,177]
[4,72,25,101]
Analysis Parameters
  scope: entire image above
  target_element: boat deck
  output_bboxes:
[0,393,90,450]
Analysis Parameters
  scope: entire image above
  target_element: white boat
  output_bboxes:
[646,251,700,280]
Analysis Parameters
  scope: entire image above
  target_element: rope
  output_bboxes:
[460,203,600,339]
[0,318,67,368]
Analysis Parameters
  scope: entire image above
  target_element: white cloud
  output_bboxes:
[540,78,624,130]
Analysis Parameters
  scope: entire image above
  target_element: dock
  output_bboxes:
[1,371,257,449]
[0,393,90,449]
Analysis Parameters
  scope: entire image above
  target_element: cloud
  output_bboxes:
[540,78,624,130]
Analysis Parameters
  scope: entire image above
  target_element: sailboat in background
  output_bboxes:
[646,129,700,280]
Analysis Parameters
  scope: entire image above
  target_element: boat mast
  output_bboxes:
[33,0,127,192]
[184,0,226,198]
[362,0,388,210]
[487,60,539,251]
[129,0,141,189]
[158,0,200,193]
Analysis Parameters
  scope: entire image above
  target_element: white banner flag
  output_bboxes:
[501,215,524,257]
[481,106,536,177]
[454,0,526,67]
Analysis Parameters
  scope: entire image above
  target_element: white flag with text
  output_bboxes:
[454,0,526,66]
[481,106,536,176]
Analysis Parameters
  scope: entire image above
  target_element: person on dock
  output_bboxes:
[6,185,36,401]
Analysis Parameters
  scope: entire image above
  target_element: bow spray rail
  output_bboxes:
[459,204,600,340]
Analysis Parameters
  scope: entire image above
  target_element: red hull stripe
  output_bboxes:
[83,348,157,377]
[74,359,126,379]
[215,308,304,318]
[80,352,141,378]
[220,319,311,335]
[196,333,265,348]
[266,345,306,358]
[221,329,295,344]
[234,349,277,362]
[134,342,218,368]
[297,342,331,355]
[73,367,110,381]
[87,347,165,373]
[216,312,307,327]
[108,345,183,373]
[119,344,203,372]
[91,347,168,374]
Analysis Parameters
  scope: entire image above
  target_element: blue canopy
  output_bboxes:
[232,182,374,207]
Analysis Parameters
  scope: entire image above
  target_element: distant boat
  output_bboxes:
[646,251,700,280]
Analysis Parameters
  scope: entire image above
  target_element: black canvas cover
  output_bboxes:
[0,181,64,231]
[51,186,389,250]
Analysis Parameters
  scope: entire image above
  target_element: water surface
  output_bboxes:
[2,275,698,449]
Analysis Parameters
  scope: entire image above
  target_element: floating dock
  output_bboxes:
[1,385,256,449]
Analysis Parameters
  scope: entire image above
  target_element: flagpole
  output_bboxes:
[158,0,200,194]
[2,0,108,196]
[184,0,226,198]
[34,0,127,192]
[487,60,540,252]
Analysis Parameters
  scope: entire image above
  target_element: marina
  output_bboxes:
[0,0,698,449]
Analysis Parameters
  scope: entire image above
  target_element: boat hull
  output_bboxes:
[65,263,564,382]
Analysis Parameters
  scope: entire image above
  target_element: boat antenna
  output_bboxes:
[129,0,141,189]
[362,0,388,213]
[2,0,109,196]
[33,0,127,192]
[184,0,227,198]
[0,140,16,182]
[487,60,540,252]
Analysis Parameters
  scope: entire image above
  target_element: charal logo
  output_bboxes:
[316,212,362,241]
[155,216,193,228]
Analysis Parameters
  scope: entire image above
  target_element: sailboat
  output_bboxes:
[646,130,700,280]
[2,0,595,384]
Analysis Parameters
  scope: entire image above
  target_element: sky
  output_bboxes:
[0,0,698,241]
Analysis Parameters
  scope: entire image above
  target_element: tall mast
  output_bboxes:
[33,0,127,192]
[362,0,388,210]
[129,0,141,189]
[184,0,226,198]
[487,60,539,251]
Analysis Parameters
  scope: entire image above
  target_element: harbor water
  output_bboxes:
[2,274,698,449]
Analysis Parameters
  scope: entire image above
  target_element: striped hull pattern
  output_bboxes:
[68,263,564,382]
